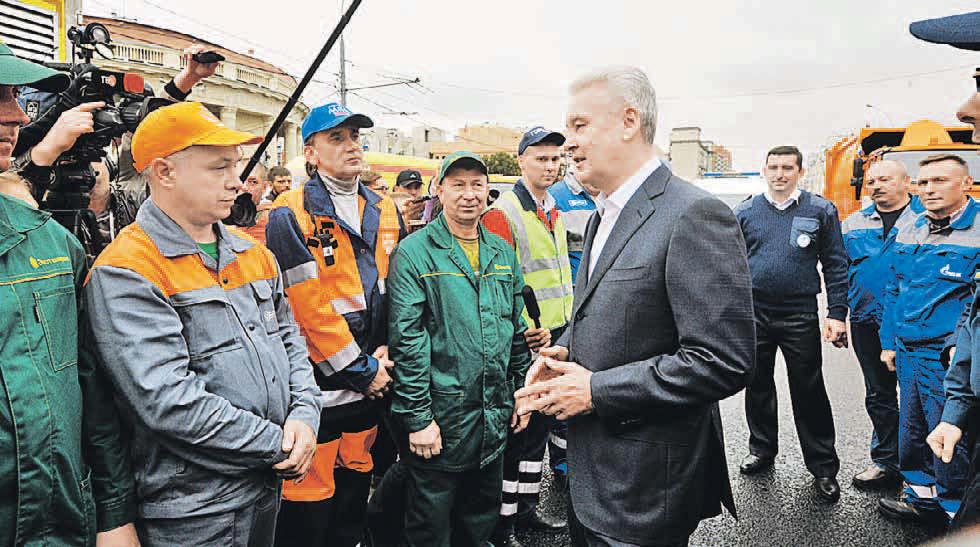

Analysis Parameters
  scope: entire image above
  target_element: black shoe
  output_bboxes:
[878,498,950,528]
[814,476,840,502]
[491,535,524,547]
[517,510,567,531]
[739,454,774,475]
[852,465,901,491]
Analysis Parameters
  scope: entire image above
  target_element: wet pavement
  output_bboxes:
[518,338,941,547]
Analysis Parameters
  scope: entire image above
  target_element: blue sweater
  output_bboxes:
[734,191,849,321]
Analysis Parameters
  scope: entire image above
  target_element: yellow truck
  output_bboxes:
[823,120,980,219]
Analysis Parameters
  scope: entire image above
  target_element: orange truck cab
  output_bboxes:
[823,120,980,219]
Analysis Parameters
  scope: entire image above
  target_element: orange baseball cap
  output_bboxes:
[131,102,263,172]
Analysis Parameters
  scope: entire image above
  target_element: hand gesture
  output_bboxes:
[927,422,963,464]
[365,362,392,400]
[880,350,896,372]
[409,420,442,459]
[32,102,105,166]
[523,327,552,352]
[822,318,848,348]
[273,420,317,480]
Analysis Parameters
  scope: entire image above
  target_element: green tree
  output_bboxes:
[484,152,520,176]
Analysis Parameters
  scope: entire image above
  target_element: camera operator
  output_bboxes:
[12,45,220,250]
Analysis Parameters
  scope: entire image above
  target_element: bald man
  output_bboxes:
[842,160,922,490]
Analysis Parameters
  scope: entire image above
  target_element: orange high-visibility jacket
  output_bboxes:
[266,176,403,434]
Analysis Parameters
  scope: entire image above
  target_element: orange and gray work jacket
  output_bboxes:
[266,174,404,436]
[84,199,321,519]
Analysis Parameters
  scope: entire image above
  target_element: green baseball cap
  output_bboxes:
[0,41,70,92]
[437,151,488,183]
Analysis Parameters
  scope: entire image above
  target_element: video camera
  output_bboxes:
[15,22,170,254]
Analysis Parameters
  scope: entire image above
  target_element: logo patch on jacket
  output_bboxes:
[30,256,70,269]
[940,264,962,278]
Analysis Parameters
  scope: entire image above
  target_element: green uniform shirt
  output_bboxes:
[0,195,135,546]
[388,215,532,471]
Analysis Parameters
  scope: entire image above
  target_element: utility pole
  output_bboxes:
[339,0,348,106]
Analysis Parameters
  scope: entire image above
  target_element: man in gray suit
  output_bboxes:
[515,66,756,547]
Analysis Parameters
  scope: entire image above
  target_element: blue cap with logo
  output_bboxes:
[301,102,374,142]
[910,11,980,51]
[518,126,566,155]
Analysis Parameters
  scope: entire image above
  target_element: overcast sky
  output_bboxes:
[86,0,980,171]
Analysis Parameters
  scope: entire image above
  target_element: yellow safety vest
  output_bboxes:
[493,189,574,330]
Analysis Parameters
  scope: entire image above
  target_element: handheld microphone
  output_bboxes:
[521,285,541,330]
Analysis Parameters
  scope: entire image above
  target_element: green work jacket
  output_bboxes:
[387,214,532,471]
[0,194,135,546]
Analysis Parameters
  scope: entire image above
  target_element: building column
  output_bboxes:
[219,106,238,130]
[284,122,299,163]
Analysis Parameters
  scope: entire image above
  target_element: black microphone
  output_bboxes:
[521,285,542,330]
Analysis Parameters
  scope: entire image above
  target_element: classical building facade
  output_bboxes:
[82,15,309,165]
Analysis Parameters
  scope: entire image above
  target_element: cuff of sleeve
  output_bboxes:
[941,400,972,429]
[827,306,847,322]
[401,413,434,434]
[96,493,137,533]
[351,354,380,393]
[589,369,617,419]
[164,80,191,101]
[287,407,321,438]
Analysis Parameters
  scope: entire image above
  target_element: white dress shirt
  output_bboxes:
[588,156,663,277]
[764,187,802,211]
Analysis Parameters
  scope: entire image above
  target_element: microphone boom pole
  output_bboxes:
[240,0,364,181]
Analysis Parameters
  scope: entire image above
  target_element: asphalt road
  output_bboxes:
[518,337,942,547]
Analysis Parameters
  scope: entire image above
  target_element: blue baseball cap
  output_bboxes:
[910,11,980,51]
[301,102,374,142]
[518,126,565,155]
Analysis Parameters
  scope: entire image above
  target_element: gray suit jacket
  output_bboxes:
[558,165,755,544]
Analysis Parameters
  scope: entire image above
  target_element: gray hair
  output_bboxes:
[570,66,658,145]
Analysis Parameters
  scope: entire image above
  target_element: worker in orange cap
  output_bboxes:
[84,101,322,547]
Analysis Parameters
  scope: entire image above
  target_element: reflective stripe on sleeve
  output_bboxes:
[282,261,318,288]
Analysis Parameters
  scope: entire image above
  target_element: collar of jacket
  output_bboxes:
[563,174,587,197]
[860,194,918,220]
[0,193,50,257]
[304,172,381,216]
[303,172,383,245]
[514,178,558,228]
[136,198,253,259]
[915,196,978,231]
[426,213,502,252]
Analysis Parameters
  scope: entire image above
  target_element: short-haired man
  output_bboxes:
[877,153,979,526]
[0,41,139,547]
[266,102,403,547]
[85,102,321,546]
[362,170,388,196]
[515,66,754,547]
[912,12,980,531]
[734,145,848,502]
[843,160,923,490]
[240,159,271,243]
[388,151,532,547]
[397,169,427,229]
[267,165,293,202]
[482,127,571,546]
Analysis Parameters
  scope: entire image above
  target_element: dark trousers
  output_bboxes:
[366,461,410,547]
[951,412,980,532]
[139,486,280,547]
[402,456,504,547]
[745,309,840,477]
[493,412,551,540]
[851,321,900,472]
[273,468,371,547]
[568,500,688,547]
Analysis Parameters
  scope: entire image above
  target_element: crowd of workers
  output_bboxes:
[3,9,980,547]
